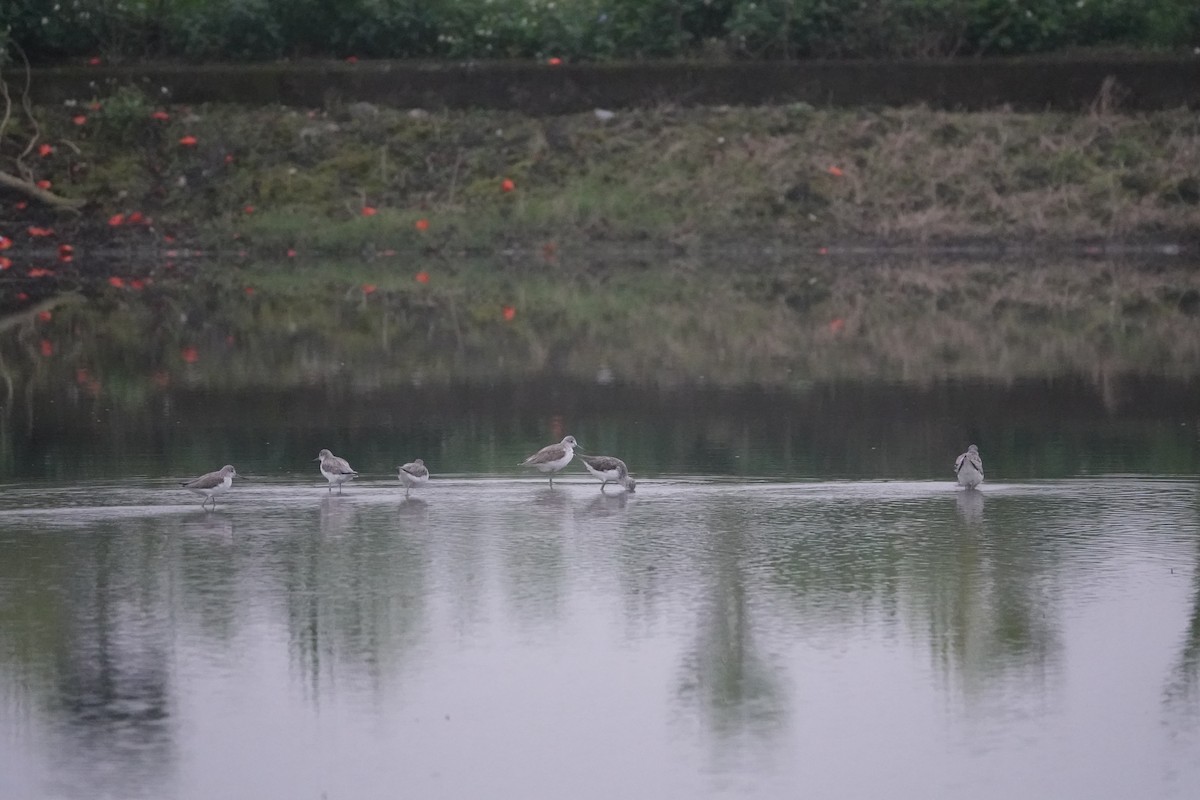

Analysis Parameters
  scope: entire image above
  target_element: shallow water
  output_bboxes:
[2,464,1199,799]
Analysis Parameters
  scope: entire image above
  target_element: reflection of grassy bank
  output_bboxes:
[10,100,1200,255]
[3,255,1198,403]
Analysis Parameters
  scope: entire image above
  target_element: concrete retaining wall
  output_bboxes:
[29,58,1200,112]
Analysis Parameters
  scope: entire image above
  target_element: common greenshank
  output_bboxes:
[520,435,579,487]
[316,449,358,493]
[578,454,636,493]
[954,444,984,489]
[181,464,239,510]
[397,458,429,496]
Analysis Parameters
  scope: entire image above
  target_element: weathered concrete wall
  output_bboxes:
[28,58,1200,112]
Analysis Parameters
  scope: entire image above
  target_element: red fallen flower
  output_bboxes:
[28,226,54,237]
[415,271,430,284]
[130,279,145,290]
[503,305,517,321]
[28,268,55,277]
[243,205,255,214]
[36,179,52,190]
[0,256,11,269]
[163,234,176,243]
[15,201,27,209]
[817,246,829,255]
[38,311,52,323]
[224,154,234,164]
[0,235,11,249]
[361,283,377,295]
[361,206,378,217]
[108,276,125,288]
[829,318,846,334]
[827,165,844,177]
[38,143,53,158]
[547,57,563,66]
[244,286,255,295]
[17,292,29,301]
[40,340,54,357]
[108,213,125,226]
[344,55,359,64]
[501,178,515,193]
[87,57,102,66]
[58,244,74,256]
[150,110,170,121]
[181,346,199,364]
[178,135,198,147]
[127,211,144,224]
[286,248,297,258]
[414,218,429,231]
[72,115,87,126]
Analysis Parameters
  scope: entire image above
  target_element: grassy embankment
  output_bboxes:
[1,95,1199,391]
[17,96,1198,251]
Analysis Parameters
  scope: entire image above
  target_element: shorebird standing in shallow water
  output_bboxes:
[955,444,984,489]
[520,435,579,487]
[181,464,240,510]
[578,454,636,493]
[397,458,430,497]
[316,449,358,493]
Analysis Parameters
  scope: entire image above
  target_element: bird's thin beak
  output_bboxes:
[313,457,321,461]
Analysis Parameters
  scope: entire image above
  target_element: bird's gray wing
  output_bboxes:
[182,471,222,489]
[522,444,564,466]
[401,461,429,478]
[328,456,357,475]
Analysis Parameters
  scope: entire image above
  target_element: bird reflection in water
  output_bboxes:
[955,487,985,524]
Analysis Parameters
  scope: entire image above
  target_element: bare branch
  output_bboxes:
[0,170,86,210]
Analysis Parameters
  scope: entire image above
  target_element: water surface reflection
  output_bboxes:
[3,477,1197,799]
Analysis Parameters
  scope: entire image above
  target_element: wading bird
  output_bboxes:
[397,459,429,497]
[578,454,636,493]
[520,435,580,487]
[316,449,358,493]
[181,464,240,510]
[955,444,984,489]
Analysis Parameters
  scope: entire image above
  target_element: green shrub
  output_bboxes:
[4,0,1198,63]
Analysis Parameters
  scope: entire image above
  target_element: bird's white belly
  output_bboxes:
[400,471,428,488]
[536,452,573,473]
[194,476,232,497]
[957,464,983,487]
[584,463,620,482]
[322,465,353,485]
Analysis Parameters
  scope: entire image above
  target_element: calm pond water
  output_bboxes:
[2,250,1200,796]
[1,377,1199,800]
